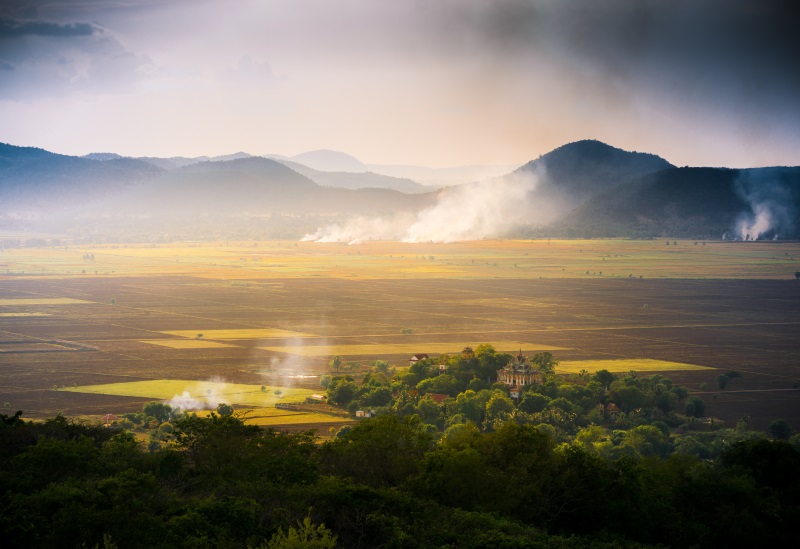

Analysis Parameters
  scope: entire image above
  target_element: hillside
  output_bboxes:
[280,160,432,193]
[290,149,367,172]
[509,139,674,224]
[0,143,162,215]
[4,140,799,241]
[558,166,800,239]
[0,144,438,238]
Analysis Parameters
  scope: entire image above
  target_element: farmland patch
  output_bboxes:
[260,341,568,357]
[161,328,315,339]
[139,339,235,349]
[0,298,90,305]
[60,379,316,407]
[557,358,713,374]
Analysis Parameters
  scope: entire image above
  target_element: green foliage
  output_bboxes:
[519,392,551,414]
[415,374,462,396]
[216,402,234,417]
[531,351,558,374]
[2,406,799,549]
[686,397,706,418]
[769,418,792,440]
[593,369,617,390]
[142,401,173,423]
[326,378,357,406]
[319,415,434,487]
[258,515,336,549]
[5,347,799,549]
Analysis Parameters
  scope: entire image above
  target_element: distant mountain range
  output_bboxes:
[2,140,798,241]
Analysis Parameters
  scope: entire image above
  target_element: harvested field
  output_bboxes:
[162,328,315,339]
[557,359,712,374]
[261,341,567,358]
[1,239,799,430]
[140,339,235,349]
[0,298,90,305]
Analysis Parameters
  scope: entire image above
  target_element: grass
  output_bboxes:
[260,341,567,357]
[0,312,51,317]
[0,298,90,305]
[162,328,315,339]
[557,358,713,374]
[2,239,798,280]
[139,339,235,349]
[229,408,348,426]
[60,379,317,407]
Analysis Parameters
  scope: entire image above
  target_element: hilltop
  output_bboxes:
[2,139,799,240]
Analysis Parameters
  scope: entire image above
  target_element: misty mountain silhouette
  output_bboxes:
[290,149,367,172]
[522,139,674,197]
[0,142,162,215]
[2,140,798,240]
[279,159,432,194]
[0,144,438,236]
[507,139,673,224]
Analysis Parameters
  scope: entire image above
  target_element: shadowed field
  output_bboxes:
[1,239,799,429]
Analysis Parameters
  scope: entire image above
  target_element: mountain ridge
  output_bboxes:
[3,140,798,240]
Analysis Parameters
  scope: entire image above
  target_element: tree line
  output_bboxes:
[2,345,798,547]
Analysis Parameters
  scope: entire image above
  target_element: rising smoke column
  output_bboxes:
[734,169,797,240]
[303,167,543,243]
[402,170,540,242]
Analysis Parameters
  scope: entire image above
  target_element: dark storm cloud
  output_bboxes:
[454,0,800,97]
[0,18,98,38]
[0,15,153,100]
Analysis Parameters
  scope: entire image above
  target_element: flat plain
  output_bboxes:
[1,239,799,429]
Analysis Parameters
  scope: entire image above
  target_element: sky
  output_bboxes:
[1,0,799,168]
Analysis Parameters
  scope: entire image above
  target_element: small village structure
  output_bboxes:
[497,351,543,398]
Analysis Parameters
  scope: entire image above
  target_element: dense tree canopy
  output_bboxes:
[2,350,798,548]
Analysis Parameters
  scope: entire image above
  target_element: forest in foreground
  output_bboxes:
[2,348,799,548]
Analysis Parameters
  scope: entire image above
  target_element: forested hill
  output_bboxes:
[0,143,162,214]
[519,139,674,202]
[556,165,800,239]
[0,143,439,238]
[504,140,800,239]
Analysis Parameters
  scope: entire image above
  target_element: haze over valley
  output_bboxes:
[2,139,799,244]
[2,3,800,548]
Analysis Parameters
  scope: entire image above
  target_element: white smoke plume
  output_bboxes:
[168,376,230,412]
[255,336,324,387]
[737,203,773,241]
[734,170,796,240]
[303,169,543,243]
[301,213,415,244]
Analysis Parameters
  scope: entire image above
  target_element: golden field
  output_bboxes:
[1,238,799,428]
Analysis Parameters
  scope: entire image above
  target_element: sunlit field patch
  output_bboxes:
[139,339,234,349]
[2,239,798,280]
[162,328,315,339]
[225,408,348,427]
[60,379,316,407]
[557,358,713,374]
[0,312,51,317]
[260,341,567,357]
[0,298,90,305]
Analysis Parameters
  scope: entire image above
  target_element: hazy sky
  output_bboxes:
[1,0,798,168]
